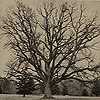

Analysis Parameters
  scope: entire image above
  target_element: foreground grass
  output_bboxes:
[0,94,100,100]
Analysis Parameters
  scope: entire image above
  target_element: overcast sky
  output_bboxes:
[0,0,100,77]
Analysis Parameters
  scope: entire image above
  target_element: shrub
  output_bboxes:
[91,79,100,96]
[61,86,68,96]
[82,89,88,96]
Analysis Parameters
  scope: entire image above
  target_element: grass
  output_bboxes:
[0,94,100,100]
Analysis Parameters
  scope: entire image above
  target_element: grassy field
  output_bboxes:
[0,94,100,100]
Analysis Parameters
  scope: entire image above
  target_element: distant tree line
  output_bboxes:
[91,78,100,96]
[1,74,100,97]
[0,84,2,94]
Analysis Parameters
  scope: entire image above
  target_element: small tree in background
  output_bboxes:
[0,84,2,94]
[82,89,88,96]
[16,69,36,97]
[91,79,100,96]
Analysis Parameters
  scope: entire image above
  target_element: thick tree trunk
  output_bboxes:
[42,80,54,99]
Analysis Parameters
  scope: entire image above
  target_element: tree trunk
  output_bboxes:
[42,80,54,99]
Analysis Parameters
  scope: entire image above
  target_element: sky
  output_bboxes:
[0,0,100,77]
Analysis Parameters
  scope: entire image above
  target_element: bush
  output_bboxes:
[51,84,60,95]
[61,86,68,96]
[82,89,88,96]
[91,79,100,96]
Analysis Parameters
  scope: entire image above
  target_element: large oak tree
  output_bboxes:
[1,1,100,98]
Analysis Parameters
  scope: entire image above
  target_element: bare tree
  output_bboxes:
[1,1,100,98]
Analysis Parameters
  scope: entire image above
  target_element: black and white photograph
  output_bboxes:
[0,0,100,100]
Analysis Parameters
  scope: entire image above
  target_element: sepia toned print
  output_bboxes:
[0,0,100,99]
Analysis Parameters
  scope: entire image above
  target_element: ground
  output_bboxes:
[0,94,100,100]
